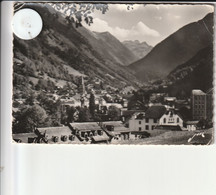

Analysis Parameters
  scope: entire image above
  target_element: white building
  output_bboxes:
[159,110,183,128]
[129,105,167,131]
[164,97,176,109]
[185,121,199,131]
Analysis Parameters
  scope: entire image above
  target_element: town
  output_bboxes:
[11,3,214,145]
[12,76,213,145]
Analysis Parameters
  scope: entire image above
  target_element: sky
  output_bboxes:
[83,4,214,46]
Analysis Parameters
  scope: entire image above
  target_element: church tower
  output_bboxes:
[79,76,86,107]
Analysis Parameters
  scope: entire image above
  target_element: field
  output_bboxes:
[119,129,213,145]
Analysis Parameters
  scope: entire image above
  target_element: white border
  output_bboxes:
[1,2,216,195]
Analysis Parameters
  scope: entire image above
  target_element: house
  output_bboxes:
[129,105,167,131]
[13,133,39,143]
[68,122,105,140]
[164,97,176,108]
[186,121,199,131]
[69,121,131,143]
[102,121,131,141]
[91,134,110,144]
[122,99,128,108]
[159,110,183,128]
[121,109,146,124]
[36,126,80,144]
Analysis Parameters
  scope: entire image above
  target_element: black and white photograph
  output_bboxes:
[12,2,214,145]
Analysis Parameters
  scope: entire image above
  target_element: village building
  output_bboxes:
[13,132,39,143]
[159,110,183,128]
[68,122,109,143]
[191,89,213,120]
[150,93,167,102]
[129,105,167,131]
[36,126,80,144]
[60,97,81,111]
[120,109,146,124]
[185,121,199,131]
[102,121,131,141]
[191,89,206,120]
[164,97,177,109]
[97,96,123,109]
[206,88,213,120]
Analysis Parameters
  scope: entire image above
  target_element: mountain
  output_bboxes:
[122,40,153,59]
[77,28,138,66]
[150,45,213,98]
[165,45,213,97]
[13,3,140,94]
[129,13,214,82]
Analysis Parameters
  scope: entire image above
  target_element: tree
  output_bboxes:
[35,79,48,91]
[107,106,121,121]
[50,3,109,27]
[100,81,104,90]
[197,118,213,129]
[128,90,148,110]
[89,93,95,117]
[25,91,36,106]
[13,104,51,133]
[14,2,135,28]
[179,107,191,120]
[66,106,77,123]
[77,107,91,122]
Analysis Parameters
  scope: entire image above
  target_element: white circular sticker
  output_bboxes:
[12,8,43,40]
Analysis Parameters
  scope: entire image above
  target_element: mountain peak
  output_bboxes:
[122,40,153,60]
[128,12,213,82]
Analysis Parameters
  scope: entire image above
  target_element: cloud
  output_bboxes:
[133,21,160,37]
[84,18,160,43]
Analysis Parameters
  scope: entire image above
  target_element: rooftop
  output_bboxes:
[37,126,72,138]
[91,134,110,142]
[145,105,167,119]
[102,121,130,132]
[186,121,199,125]
[13,133,37,143]
[69,122,102,131]
[164,97,177,101]
[122,110,146,117]
[192,89,206,95]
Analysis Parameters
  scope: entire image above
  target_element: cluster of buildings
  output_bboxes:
[13,121,132,144]
[129,106,183,132]
[60,76,128,114]
[13,87,213,144]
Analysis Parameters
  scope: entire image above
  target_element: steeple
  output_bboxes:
[79,76,86,107]
[81,76,86,95]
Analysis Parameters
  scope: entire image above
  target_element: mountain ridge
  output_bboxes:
[77,28,138,66]
[129,12,214,82]
[122,40,153,59]
[13,3,140,94]
[149,45,213,98]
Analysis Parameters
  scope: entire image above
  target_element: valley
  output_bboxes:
[12,3,214,145]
